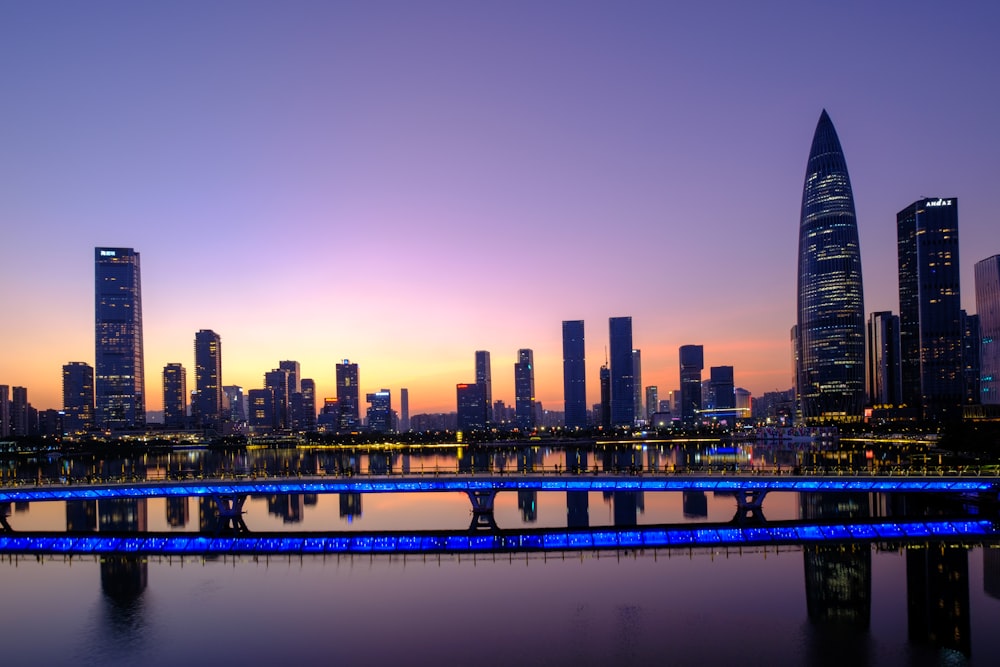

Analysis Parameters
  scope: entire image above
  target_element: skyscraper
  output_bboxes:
[0,385,9,438]
[866,312,902,408]
[897,197,962,421]
[279,360,301,395]
[632,349,642,421]
[336,360,360,431]
[609,317,635,427]
[456,383,486,432]
[474,351,493,424]
[679,345,704,425]
[709,366,735,418]
[598,365,611,429]
[11,386,29,437]
[194,330,222,430]
[795,111,865,422]
[264,368,290,430]
[95,247,145,430]
[644,386,658,421]
[562,320,587,429]
[975,255,1000,405]
[514,349,535,429]
[399,388,410,432]
[62,362,94,434]
[162,363,187,429]
[365,389,392,433]
[961,311,981,406]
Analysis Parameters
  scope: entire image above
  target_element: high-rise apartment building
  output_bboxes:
[867,312,902,408]
[162,363,187,429]
[975,254,1000,405]
[194,330,222,430]
[561,321,587,429]
[62,361,94,434]
[795,111,865,421]
[679,345,704,425]
[247,388,274,432]
[961,312,981,406]
[222,385,245,424]
[95,247,145,429]
[609,317,635,427]
[11,386,30,437]
[474,351,493,424]
[514,349,535,429]
[897,197,962,420]
[336,360,360,431]
[644,386,658,421]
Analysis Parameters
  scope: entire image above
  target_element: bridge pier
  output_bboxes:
[212,494,249,533]
[732,490,768,523]
[467,490,498,530]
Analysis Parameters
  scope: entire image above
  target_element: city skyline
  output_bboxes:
[2,3,998,416]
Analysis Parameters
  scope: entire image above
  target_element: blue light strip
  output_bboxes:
[1,474,996,504]
[0,520,996,556]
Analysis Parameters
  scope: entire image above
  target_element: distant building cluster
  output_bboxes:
[3,112,1000,440]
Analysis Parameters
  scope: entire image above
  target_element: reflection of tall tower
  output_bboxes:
[682,491,708,519]
[98,498,148,598]
[339,493,362,521]
[800,493,871,628]
[267,495,305,523]
[518,490,538,523]
[562,321,587,430]
[95,247,145,430]
[795,111,865,422]
[166,497,189,527]
[907,545,971,657]
[66,500,97,532]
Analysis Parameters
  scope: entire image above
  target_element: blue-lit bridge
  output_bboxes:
[2,472,997,531]
[1,517,997,558]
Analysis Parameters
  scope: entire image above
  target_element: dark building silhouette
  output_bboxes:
[62,361,94,434]
[961,311,981,405]
[336,360,360,431]
[907,545,971,658]
[248,388,274,433]
[708,366,735,423]
[514,349,535,429]
[340,493,362,520]
[598,364,611,428]
[290,378,316,431]
[897,198,963,421]
[867,312,902,408]
[264,367,290,430]
[166,497,188,527]
[975,254,1000,405]
[562,320,587,429]
[456,383,486,432]
[679,345,703,425]
[279,360,300,395]
[162,363,187,429]
[609,317,635,427]
[0,385,8,438]
[66,500,97,532]
[474,351,493,424]
[10,386,30,437]
[682,491,708,519]
[194,330,222,430]
[95,247,145,430]
[795,111,865,422]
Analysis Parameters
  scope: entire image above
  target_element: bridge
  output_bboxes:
[0,517,996,557]
[2,472,996,531]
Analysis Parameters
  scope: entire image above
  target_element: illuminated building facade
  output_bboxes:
[62,361,94,433]
[561,320,587,429]
[514,349,535,429]
[365,389,392,433]
[94,247,145,430]
[248,388,274,432]
[609,317,634,427]
[976,254,1000,405]
[897,198,962,420]
[162,363,187,429]
[194,330,222,430]
[795,111,865,421]
[456,383,486,432]
[679,345,703,425]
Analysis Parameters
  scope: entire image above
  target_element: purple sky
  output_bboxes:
[2,1,998,415]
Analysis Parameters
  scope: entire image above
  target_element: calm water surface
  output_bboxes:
[1,444,998,666]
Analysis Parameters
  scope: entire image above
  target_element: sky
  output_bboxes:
[2,1,998,417]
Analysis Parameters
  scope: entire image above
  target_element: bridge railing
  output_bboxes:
[0,463,997,488]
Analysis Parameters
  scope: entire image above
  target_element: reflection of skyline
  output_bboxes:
[907,544,971,658]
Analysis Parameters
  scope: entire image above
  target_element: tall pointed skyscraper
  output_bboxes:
[795,110,865,421]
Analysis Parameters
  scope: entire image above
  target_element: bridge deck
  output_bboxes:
[1,473,998,504]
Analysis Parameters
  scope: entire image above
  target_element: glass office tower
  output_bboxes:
[795,111,865,421]
[95,247,145,430]
[562,320,587,429]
